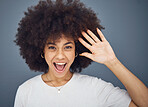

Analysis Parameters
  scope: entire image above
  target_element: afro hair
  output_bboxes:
[15,0,104,73]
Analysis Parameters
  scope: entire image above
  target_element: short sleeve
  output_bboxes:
[94,77,131,107]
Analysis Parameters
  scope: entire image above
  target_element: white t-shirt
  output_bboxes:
[14,73,131,107]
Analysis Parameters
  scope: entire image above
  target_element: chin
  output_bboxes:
[53,69,69,78]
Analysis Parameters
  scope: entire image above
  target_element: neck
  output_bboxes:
[46,70,73,83]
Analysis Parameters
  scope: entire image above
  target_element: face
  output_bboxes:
[44,35,75,78]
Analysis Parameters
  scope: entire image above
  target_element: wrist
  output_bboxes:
[104,57,120,67]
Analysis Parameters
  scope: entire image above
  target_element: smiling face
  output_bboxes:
[44,35,75,79]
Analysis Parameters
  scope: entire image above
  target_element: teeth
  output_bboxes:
[55,63,66,65]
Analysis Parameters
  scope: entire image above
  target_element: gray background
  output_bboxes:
[0,0,148,107]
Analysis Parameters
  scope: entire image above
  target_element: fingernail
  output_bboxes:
[78,37,81,40]
[87,29,90,32]
[81,31,85,34]
[97,28,100,31]
[79,53,83,56]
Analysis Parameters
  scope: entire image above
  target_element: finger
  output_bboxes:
[81,31,96,45]
[96,28,107,41]
[78,38,92,50]
[87,29,101,42]
[79,52,93,60]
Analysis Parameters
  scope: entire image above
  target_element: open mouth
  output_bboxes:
[53,62,67,73]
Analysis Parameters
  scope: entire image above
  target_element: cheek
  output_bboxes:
[67,52,75,62]
[44,52,54,65]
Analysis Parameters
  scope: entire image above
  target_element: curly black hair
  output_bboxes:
[15,0,104,73]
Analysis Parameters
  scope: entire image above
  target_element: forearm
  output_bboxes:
[105,58,148,107]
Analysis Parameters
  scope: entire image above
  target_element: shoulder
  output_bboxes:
[74,73,102,82]
[74,73,103,86]
[15,74,42,102]
[74,73,96,81]
[74,73,118,89]
[73,73,131,106]
[18,74,41,91]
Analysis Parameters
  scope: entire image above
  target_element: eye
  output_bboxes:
[48,46,56,50]
[65,46,72,49]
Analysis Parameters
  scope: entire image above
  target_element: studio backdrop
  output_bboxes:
[0,0,148,107]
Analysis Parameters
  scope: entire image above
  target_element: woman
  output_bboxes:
[14,0,148,107]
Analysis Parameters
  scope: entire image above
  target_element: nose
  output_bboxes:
[56,49,65,60]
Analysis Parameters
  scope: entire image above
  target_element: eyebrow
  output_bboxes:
[47,42,73,45]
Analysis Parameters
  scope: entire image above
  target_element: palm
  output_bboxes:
[78,28,116,64]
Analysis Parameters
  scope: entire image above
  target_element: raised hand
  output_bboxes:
[78,28,117,65]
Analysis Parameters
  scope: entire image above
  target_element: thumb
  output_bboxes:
[79,52,93,60]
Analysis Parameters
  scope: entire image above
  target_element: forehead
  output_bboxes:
[46,35,74,44]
